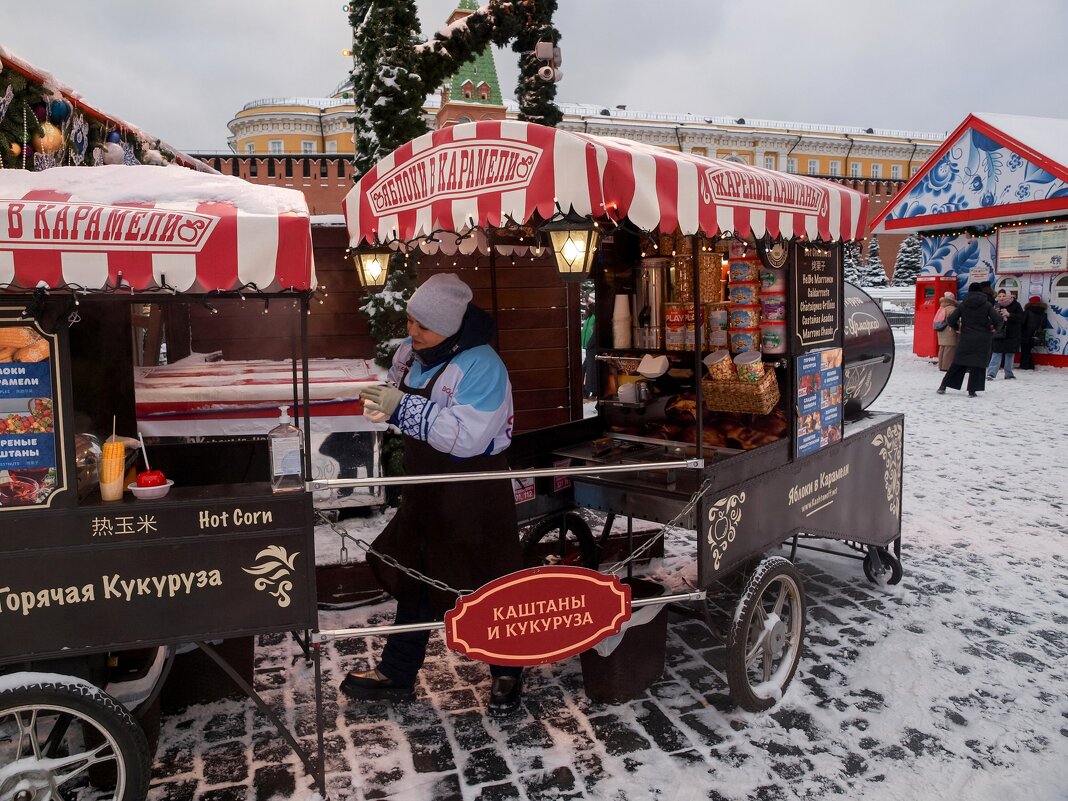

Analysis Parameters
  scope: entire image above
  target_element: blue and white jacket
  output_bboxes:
[386,311,513,458]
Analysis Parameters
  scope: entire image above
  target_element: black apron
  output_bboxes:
[368,357,522,617]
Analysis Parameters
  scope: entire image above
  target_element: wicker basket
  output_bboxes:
[702,368,780,415]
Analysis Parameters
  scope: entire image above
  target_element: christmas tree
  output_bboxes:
[843,241,863,285]
[892,234,923,286]
[860,235,888,287]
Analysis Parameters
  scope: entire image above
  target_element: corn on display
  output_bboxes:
[100,442,125,483]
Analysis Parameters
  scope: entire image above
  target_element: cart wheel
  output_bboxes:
[0,675,151,801]
[862,547,903,586]
[726,556,806,712]
[522,512,598,569]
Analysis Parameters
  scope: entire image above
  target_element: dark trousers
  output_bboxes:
[378,589,522,686]
[1020,343,1035,369]
[939,364,986,393]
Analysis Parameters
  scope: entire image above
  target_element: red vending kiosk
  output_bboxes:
[913,275,959,357]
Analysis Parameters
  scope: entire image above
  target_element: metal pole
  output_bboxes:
[307,458,702,492]
[313,590,707,643]
[691,234,704,457]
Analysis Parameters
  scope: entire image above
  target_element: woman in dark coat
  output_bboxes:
[987,290,1025,379]
[1019,295,1048,370]
[937,283,1004,397]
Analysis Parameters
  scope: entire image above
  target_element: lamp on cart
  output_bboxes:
[351,246,391,289]
[541,215,600,281]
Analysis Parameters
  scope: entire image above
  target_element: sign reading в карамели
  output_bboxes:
[791,243,841,353]
[0,322,65,511]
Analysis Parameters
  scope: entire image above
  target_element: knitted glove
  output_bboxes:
[360,384,404,418]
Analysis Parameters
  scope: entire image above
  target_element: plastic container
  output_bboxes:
[761,321,787,354]
[704,350,736,380]
[734,351,765,382]
[664,302,695,351]
[728,281,760,306]
[268,405,304,493]
[760,268,786,293]
[761,292,786,322]
[730,328,761,353]
[729,304,761,330]
[579,578,668,703]
[728,260,760,283]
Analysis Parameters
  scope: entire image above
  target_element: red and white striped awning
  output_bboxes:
[0,166,315,293]
[343,121,868,250]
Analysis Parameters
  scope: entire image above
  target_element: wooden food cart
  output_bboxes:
[333,120,904,711]
[0,166,323,801]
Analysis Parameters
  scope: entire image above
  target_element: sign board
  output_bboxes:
[997,221,1068,273]
[795,348,843,458]
[791,243,841,353]
[445,566,631,666]
[0,319,68,511]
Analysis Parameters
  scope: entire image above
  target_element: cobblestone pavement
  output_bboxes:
[147,535,1068,801]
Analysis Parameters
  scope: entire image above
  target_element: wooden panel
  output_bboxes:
[513,388,569,410]
[509,368,569,392]
[501,348,569,371]
[499,307,567,329]
[498,328,566,351]
[514,408,569,432]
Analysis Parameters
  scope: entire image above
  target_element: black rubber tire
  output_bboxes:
[863,547,903,586]
[521,512,598,569]
[0,676,151,801]
[726,556,807,712]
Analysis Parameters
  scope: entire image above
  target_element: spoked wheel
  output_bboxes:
[726,557,806,712]
[0,676,151,801]
[521,512,598,569]
[862,546,903,586]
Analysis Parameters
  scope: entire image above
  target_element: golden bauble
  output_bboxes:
[31,122,64,154]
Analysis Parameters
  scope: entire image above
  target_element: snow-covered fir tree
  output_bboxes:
[892,234,923,286]
[843,241,863,285]
[860,235,888,287]
[348,0,429,178]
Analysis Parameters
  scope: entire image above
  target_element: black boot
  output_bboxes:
[488,675,523,717]
[339,668,415,701]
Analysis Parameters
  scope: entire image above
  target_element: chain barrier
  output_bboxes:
[603,480,712,575]
[315,480,713,600]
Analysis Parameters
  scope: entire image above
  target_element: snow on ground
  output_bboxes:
[149,332,1068,801]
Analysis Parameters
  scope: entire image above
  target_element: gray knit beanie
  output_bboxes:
[407,273,472,336]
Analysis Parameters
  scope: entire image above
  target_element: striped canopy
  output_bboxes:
[344,121,868,250]
[0,166,315,293]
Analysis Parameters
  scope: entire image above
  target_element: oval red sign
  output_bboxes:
[444,566,632,666]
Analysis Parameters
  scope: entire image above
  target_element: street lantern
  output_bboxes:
[352,248,390,289]
[541,217,600,281]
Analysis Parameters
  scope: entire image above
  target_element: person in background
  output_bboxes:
[341,273,526,716]
[934,291,958,372]
[1019,295,1048,370]
[987,289,1024,380]
[581,295,597,398]
[937,282,1003,398]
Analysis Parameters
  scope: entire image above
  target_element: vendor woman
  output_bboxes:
[341,273,525,716]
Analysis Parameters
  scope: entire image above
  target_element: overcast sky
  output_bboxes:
[4,0,1067,152]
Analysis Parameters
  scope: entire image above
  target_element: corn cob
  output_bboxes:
[0,327,41,349]
[101,442,126,483]
[14,340,50,363]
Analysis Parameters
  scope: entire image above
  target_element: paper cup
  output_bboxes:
[734,351,765,382]
[99,456,125,501]
[618,382,638,403]
[703,349,736,380]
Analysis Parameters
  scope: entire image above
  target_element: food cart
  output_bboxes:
[0,165,324,801]
[334,120,904,711]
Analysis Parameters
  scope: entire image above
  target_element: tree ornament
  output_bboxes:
[48,98,71,124]
[106,130,122,144]
[0,85,13,124]
[31,103,46,122]
[143,148,164,165]
[121,141,139,165]
[9,142,20,158]
[69,113,88,165]
[31,122,63,153]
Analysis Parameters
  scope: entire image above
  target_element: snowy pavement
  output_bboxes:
[147,341,1068,801]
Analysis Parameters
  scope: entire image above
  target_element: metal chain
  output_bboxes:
[314,509,467,597]
[604,480,713,575]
